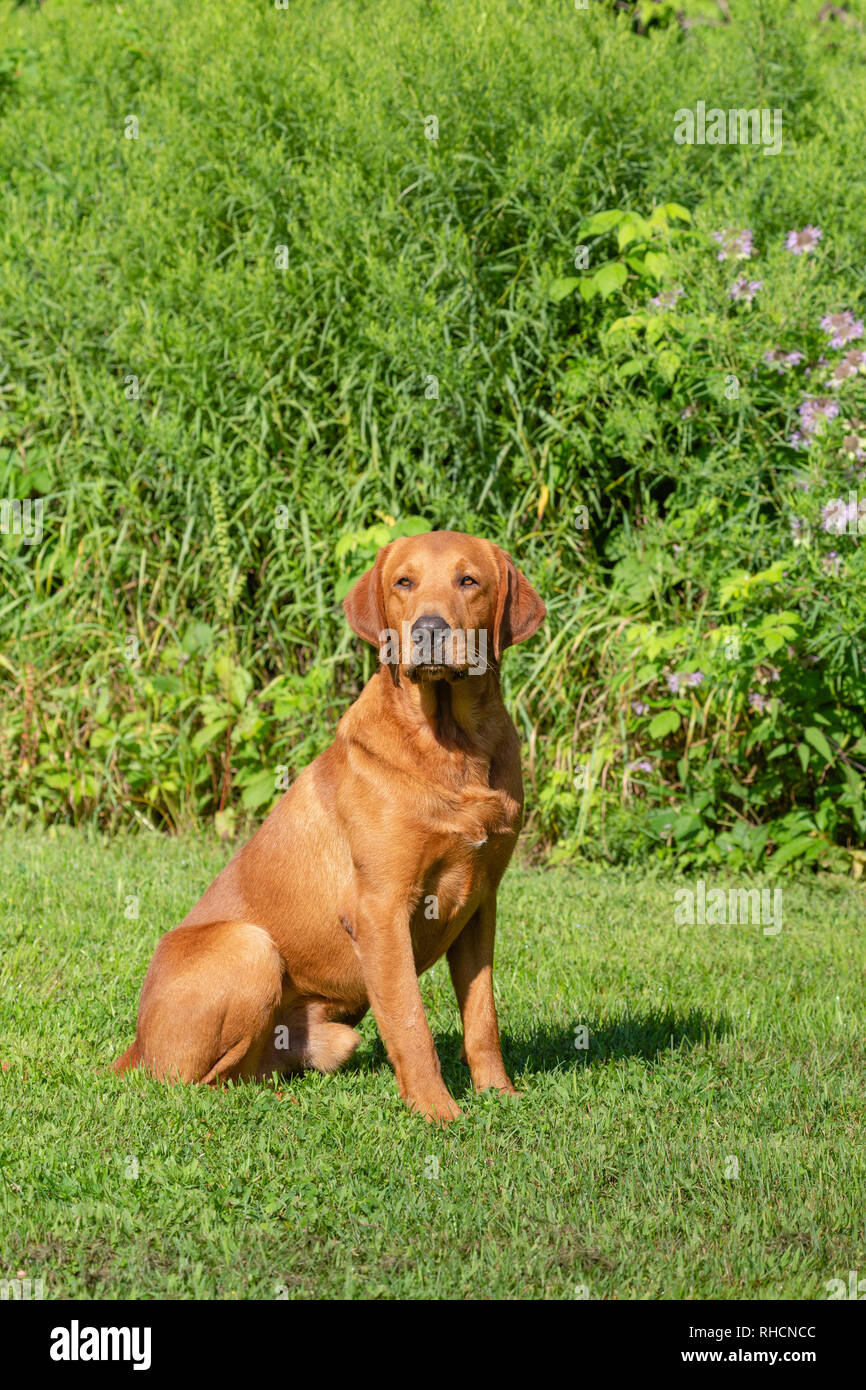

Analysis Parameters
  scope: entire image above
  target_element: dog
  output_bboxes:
[113,529,545,1122]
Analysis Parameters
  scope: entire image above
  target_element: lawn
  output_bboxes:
[1,833,862,1299]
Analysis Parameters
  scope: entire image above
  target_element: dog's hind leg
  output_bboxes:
[134,921,284,1084]
[200,1036,261,1086]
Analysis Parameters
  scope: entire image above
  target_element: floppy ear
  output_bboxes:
[492,547,546,660]
[343,546,390,647]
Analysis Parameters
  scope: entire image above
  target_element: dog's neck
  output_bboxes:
[380,664,506,760]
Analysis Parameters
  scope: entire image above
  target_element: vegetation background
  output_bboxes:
[3,0,866,875]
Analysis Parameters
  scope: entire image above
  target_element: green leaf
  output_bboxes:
[578,209,625,237]
[150,675,184,695]
[191,720,228,753]
[548,276,580,302]
[616,215,651,251]
[393,516,429,538]
[334,534,358,560]
[240,770,279,811]
[618,357,645,379]
[803,726,834,764]
[181,621,215,655]
[768,834,819,871]
[593,261,628,298]
[656,348,682,380]
[644,250,672,280]
[649,708,680,739]
[578,276,598,302]
[719,569,752,608]
[606,313,646,336]
[672,812,702,841]
[752,561,786,586]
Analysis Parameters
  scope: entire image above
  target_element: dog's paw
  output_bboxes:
[476,1078,521,1100]
[409,1089,463,1126]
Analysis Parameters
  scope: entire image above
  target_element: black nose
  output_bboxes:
[411,614,450,639]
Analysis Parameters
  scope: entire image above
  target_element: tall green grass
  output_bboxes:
[2,0,866,864]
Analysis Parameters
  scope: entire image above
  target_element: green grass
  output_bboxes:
[1,832,863,1299]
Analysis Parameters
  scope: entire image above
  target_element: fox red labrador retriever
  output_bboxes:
[114,530,545,1122]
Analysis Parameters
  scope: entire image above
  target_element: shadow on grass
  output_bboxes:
[501,1006,730,1076]
[349,1006,731,1089]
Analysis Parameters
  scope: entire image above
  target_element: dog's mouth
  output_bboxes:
[405,662,471,684]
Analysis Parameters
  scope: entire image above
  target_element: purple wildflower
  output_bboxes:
[843,430,866,463]
[785,226,822,255]
[631,701,649,716]
[795,397,840,448]
[764,348,804,372]
[685,671,705,688]
[729,277,763,304]
[803,396,840,427]
[649,286,685,312]
[666,673,682,695]
[748,691,769,713]
[821,311,864,350]
[628,759,653,775]
[712,228,754,261]
[827,349,866,389]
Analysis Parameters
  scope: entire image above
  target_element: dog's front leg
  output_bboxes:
[351,895,461,1124]
[447,894,519,1097]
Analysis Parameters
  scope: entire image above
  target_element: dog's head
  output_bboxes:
[343,530,545,682]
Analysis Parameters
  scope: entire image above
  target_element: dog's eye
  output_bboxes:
[394,576,413,588]
[458,575,479,588]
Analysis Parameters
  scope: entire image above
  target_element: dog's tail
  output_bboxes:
[112,1040,141,1074]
